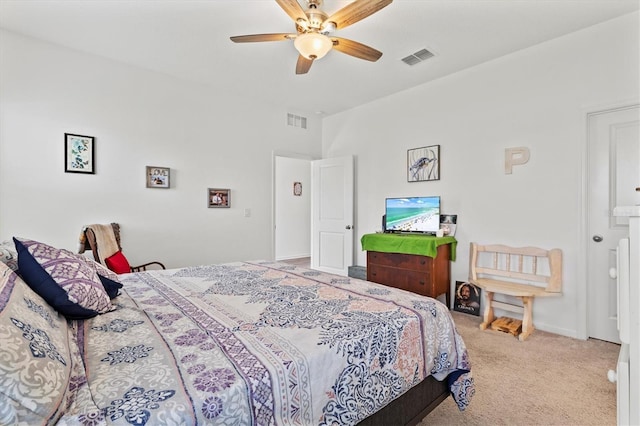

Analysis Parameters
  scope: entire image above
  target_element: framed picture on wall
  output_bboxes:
[65,133,95,174]
[146,166,170,188]
[208,188,230,208]
[407,145,440,182]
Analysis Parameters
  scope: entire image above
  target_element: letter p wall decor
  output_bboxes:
[505,147,530,174]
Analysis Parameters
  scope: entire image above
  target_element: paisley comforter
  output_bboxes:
[1,260,474,425]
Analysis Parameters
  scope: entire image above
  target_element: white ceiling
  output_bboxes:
[1,0,638,116]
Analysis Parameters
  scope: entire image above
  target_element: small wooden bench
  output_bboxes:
[469,242,563,341]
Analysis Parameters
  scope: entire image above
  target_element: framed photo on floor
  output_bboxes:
[453,281,481,316]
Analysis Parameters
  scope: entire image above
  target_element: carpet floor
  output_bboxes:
[421,312,620,426]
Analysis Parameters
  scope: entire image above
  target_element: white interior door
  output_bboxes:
[587,105,640,343]
[311,156,354,276]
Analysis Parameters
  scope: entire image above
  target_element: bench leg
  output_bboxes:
[479,291,495,330]
[518,296,535,341]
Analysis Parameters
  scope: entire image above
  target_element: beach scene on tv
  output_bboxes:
[385,197,440,233]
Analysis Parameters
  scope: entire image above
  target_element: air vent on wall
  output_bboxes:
[401,48,435,66]
[287,113,307,129]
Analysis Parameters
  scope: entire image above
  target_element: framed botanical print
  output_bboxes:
[65,133,95,174]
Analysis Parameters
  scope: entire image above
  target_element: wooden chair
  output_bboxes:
[81,223,165,272]
[469,242,562,341]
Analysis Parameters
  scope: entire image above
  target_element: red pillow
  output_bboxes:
[105,251,131,274]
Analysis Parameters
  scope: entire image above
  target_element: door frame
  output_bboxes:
[271,150,315,262]
[579,101,639,340]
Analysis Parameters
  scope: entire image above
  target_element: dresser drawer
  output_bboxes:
[367,264,431,295]
[367,251,432,270]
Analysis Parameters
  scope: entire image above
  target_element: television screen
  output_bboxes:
[384,196,441,234]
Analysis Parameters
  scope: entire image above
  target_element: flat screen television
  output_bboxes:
[384,196,441,234]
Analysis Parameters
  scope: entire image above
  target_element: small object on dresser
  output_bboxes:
[439,214,457,236]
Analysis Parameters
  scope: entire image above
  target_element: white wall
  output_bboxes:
[0,30,322,268]
[275,156,311,260]
[322,12,639,337]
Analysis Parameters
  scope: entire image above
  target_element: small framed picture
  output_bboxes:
[453,281,481,316]
[293,181,302,196]
[146,166,170,189]
[208,188,230,208]
[407,145,440,182]
[440,214,457,237]
[65,133,95,174]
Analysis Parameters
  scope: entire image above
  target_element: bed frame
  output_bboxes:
[359,375,449,425]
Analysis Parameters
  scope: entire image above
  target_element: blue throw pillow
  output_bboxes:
[14,237,115,319]
[98,275,123,299]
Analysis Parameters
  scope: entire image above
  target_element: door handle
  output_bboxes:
[345,225,352,230]
[592,235,603,243]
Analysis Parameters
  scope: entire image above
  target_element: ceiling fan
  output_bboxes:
[230,0,393,74]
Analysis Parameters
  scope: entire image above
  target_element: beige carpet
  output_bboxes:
[421,312,620,426]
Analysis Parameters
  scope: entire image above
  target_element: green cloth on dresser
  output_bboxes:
[361,233,457,260]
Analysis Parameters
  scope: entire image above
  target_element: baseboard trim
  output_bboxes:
[276,254,311,261]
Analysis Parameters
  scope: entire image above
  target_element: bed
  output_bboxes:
[0,238,474,425]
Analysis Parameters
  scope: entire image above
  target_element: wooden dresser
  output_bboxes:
[361,233,455,307]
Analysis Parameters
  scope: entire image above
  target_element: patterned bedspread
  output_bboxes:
[80,261,474,425]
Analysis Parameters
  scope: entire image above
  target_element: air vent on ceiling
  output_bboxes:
[401,48,435,66]
[287,113,307,130]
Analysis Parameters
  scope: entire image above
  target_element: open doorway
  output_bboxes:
[274,154,311,262]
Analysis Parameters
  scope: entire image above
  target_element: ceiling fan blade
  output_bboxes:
[331,37,382,61]
[296,55,314,74]
[324,0,393,31]
[230,33,296,43]
[276,0,308,24]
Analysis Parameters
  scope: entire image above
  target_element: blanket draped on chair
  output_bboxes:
[78,224,120,265]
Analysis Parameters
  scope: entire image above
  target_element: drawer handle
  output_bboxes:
[420,260,426,265]
[419,281,425,285]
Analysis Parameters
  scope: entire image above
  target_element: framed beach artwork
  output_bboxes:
[407,145,440,182]
[146,166,170,189]
[208,188,230,208]
[65,133,95,174]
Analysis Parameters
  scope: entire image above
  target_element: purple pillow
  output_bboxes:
[14,237,115,319]
[0,240,18,271]
[78,256,123,299]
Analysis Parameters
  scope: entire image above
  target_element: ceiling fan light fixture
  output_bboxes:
[294,32,333,59]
